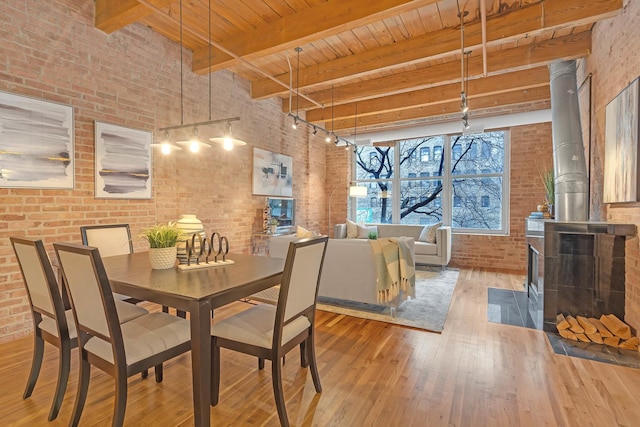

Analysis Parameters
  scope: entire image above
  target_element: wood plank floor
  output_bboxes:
[2,268,640,426]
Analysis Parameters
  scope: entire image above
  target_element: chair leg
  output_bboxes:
[307,332,322,393]
[70,355,91,427]
[210,338,220,406]
[258,358,265,370]
[155,364,163,383]
[114,371,128,427]
[48,339,71,421]
[141,370,148,379]
[271,355,289,427]
[23,333,44,399]
[299,341,308,368]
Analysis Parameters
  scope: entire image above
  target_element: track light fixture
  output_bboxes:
[312,126,318,136]
[458,7,470,130]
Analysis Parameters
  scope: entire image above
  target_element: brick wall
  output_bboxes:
[578,0,640,331]
[0,0,325,343]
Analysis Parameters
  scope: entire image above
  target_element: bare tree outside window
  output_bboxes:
[353,131,506,231]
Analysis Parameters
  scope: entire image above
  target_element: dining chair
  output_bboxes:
[10,237,149,421]
[210,236,328,427]
[54,242,191,427]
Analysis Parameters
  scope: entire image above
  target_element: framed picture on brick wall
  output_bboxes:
[252,147,293,196]
[603,77,640,203]
[94,121,152,199]
[0,90,74,189]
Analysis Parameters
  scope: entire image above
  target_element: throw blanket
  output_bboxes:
[369,238,416,304]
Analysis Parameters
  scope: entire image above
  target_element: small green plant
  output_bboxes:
[268,218,280,226]
[368,232,378,240]
[138,223,185,248]
[540,166,555,204]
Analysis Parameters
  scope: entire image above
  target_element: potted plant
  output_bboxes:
[540,166,555,217]
[139,223,185,269]
[268,218,279,234]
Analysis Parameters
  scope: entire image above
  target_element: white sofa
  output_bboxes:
[334,223,452,267]
[268,234,415,307]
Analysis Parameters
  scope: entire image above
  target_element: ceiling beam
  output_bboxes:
[305,67,550,123]
[94,0,171,34]
[253,0,621,100]
[286,31,591,111]
[326,86,551,131]
[191,0,439,74]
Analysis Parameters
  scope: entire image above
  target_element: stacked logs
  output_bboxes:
[556,313,639,350]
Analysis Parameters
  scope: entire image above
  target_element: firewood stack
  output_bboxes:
[556,313,639,350]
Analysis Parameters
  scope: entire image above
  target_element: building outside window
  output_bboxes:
[353,131,509,234]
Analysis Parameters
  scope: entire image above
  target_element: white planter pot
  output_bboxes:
[149,246,177,269]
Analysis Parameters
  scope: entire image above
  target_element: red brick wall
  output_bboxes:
[578,0,640,331]
[0,0,325,343]
[449,123,553,271]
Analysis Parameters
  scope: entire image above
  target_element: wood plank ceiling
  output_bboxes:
[95,0,622,136]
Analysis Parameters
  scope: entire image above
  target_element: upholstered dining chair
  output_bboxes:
[54,242,191,427]
[210,236,328,427]
[80,223,179,317]
[10,237,149,421]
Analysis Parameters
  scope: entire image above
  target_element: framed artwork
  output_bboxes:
[0,90,74,189]
[603,77,640,203]
[95,121,152,199]
[252,147,293,196]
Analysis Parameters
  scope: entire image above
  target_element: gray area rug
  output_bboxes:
[316,267,459,333]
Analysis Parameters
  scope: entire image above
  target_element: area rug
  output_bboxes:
[316,267,459,333]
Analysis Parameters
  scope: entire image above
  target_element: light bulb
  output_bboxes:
[223,137,233,151]
[190,141,200,153]
[325,135,331,143]
[161,143,171,155]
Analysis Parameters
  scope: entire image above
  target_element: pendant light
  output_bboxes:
[151,130,182,154]
[210,120,246,151]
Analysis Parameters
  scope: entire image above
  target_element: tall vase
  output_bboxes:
[176,214,205,265]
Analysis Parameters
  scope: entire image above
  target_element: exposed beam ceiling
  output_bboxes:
[95,0,622,135]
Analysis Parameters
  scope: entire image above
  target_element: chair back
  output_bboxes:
[11,237,68,330]
[80,224,133,257]
[277,237,328,326]
[54,243,117,343]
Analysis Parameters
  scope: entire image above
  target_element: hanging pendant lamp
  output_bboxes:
[210,121,246,151]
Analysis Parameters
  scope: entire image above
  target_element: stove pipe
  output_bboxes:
[549,60,589,221]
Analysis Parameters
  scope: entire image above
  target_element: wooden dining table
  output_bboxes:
[102,251,285,427]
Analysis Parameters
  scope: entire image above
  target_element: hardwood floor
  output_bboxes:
[2,268,640,426]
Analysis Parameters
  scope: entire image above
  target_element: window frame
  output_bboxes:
[352,130,510,236]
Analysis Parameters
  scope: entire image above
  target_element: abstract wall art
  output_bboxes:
[252,147,293,196]
[0,90,74,189]
[95,121,152,199]
[603,77,640,203]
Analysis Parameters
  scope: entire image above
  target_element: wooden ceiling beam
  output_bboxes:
[253,0,620,100]
[305,67,550,123]
[191,0,439,74]
[286,31,590,111]
[325,86,551,131]
[95,0,171,34]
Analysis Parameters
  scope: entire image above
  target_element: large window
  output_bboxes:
[353,131,509,234]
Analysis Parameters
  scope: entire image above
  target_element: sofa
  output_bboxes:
[268,234,415,307]
[334,223,452,268]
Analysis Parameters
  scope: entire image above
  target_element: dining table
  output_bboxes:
[102,251,285,427]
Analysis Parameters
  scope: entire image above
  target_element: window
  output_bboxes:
[434,146,442,161]
[420,147,430,162]
[354,131,508,234]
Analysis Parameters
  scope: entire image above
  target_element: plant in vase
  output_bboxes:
[540,166,555,218]
[139,223,185,269]
[268,218,279,234]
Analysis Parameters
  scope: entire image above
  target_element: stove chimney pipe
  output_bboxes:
[549,60,589,221]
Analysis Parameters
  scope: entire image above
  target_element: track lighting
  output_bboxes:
[325,132,332,143]
[312,126,318,136]
[291,116,298,130]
